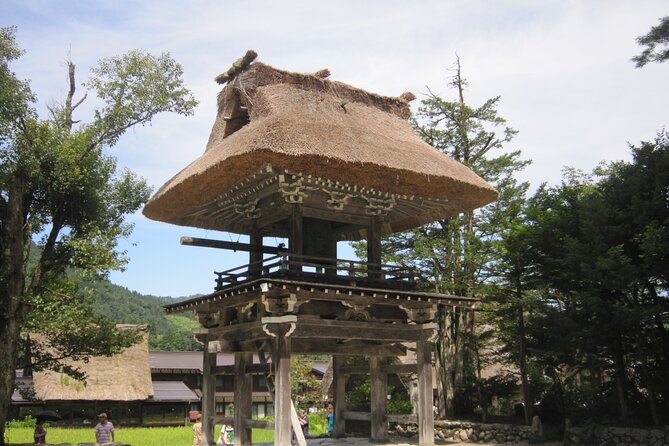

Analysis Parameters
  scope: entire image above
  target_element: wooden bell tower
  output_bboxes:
[144,52,497,446]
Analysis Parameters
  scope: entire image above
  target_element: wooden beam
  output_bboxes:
[370,355,388,442]
[290,205,303,259]
[234,352,253,445]
[201,346,216,446]
[249,230,263,278]
[248,340,407,356]
[274,325,292,446]
[294,319,426,342]
[387,414,418,423]
[245,419,274,430]
[333,356,347,438]
[213,363,270,375]
[339,363,417,375]
[367,217,382,280]
[417,334,435,446]
[180,236,285,254]
[344,411,371,421]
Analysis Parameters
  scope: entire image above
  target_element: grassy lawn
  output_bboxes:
[5,417,328,446]
[4,425,276,446]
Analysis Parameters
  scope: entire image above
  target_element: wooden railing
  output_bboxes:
[214,253,416,291]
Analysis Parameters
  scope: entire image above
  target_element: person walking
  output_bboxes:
[193,413,203,446]
[33,418,47,445]
[94,413,115,444]
[327,404,334,435]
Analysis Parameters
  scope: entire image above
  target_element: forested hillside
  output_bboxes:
[86,280,203,352]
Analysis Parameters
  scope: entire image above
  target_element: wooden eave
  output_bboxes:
[177,164,462,239]
[164,277,478,315]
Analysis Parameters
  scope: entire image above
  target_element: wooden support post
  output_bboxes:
[333,355,347,438]
[202,344,217,446]
[274,325,293,446]
[289,206,303,271]
[367,217,382,279]
[417,334,435,446]
[234,352,253,445]
[249,230,263,279]
[370,355,388,442]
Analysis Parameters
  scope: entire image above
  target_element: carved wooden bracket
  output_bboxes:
[363,196,395,216]
[261,293,300,315]
[325,190,354,210]
[422,322,439,342]
[340,301,371,321]
[261,315,297,338]
[234,199,261,219]
[235,301,256,322]
[198,311,221,328]
[399,304,438,323]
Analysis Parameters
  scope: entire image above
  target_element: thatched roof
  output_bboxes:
[143,55,497,235]
[32,326,153,402]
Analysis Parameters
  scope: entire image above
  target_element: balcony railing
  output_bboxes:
[214,253,417,292]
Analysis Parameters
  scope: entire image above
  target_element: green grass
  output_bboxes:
[4,425,276,446]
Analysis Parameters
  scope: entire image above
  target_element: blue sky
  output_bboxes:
[3,0,668,297]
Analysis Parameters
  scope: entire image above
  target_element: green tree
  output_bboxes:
[359,57,530,418]
[522,134,669,425]
[0,26,197,441]
[633,15,669,67]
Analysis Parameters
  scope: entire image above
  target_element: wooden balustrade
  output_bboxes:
[213,253,417,291]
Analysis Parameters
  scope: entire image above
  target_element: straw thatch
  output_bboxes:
[143,57,497,235]
[32,326,153,401]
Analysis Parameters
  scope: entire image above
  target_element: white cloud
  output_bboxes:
[3,0,668,295]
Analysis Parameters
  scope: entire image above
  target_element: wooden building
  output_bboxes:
[143,51,497,445]
[11,326,199,426]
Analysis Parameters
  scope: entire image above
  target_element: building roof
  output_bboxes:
[149,351,261,373]
[150,381,199,402]
[143,55,497,237]
[150,351,326,376]
[32,327,153,402]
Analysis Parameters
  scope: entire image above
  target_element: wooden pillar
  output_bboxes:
[273,325,293,446]
[417,334,435,446]
[367,217,382,279]
[332,355,347,438]
[202,343,217,446]
[234,352,253,445]
[370,355,388,442]
[249,230,262,278]
[289,206,303,271]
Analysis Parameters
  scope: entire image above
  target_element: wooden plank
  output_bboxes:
[202,347,216,446]
[290,205,303,258]
[294,320,424,342]
[234,352,253,445]
[367,217,382,280]
[213,363,270,375]
[344,411,371,421]
[274,326,292,446]
[180,236,284,254]
[333,355,347,438]
[387,414,418,423]
[244,419,274,430]
[370,355,388,442]
[249,230,263,278]
[417,335,435,446]
[339,362,417,375]
[290,400,307,446]
[290,340,407,356]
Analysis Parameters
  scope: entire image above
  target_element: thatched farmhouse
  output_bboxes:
[11,326,326,426]
[11,326,198,425]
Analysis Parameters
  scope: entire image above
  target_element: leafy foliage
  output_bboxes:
[0,25,197,442]
[633,16,669,67]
